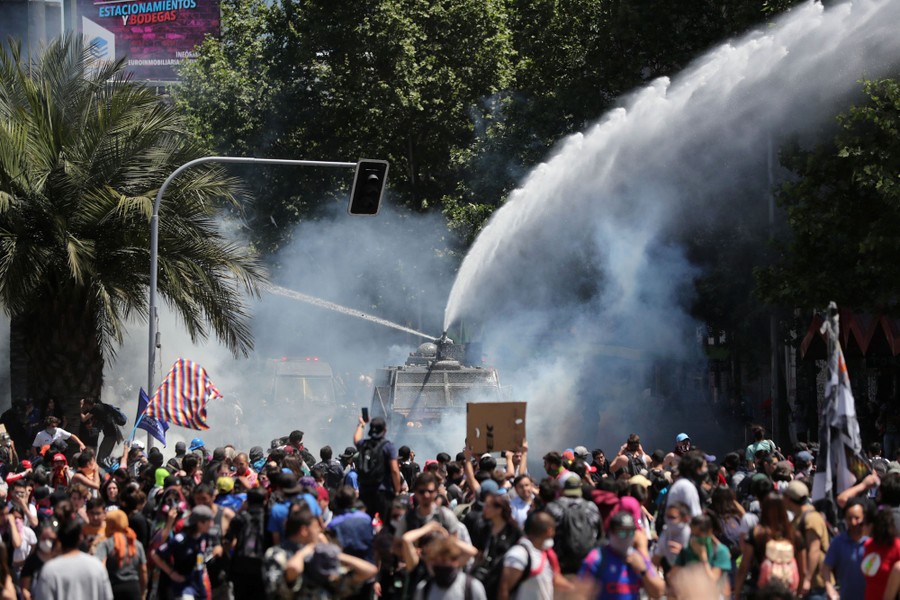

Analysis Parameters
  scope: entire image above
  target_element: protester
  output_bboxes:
[578,512,665,599]
[353,416,401,520]
[34,508,113,599]
[823,496,871,600]
[95,509,147,600]
[783,479,831,599]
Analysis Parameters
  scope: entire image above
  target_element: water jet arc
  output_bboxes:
[264,284,437,341]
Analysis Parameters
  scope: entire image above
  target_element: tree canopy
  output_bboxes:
[0,35,264,408]
[757,78,900,313]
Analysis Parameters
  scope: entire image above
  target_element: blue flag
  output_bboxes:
[137,388,169,446]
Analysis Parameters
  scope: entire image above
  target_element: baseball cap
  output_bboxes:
[573,446,589,460]
[562,474,583,497]
[609,512,636,531]
[216,477,235,493]
[784,480,810,503]
[628,474,652,489]
[795,451,814,464]
[52,453,66,463]
[676,433,690,443]
[339,446,357,460]
[479,480,505,498]
[130,440,145,451]
[368,417,386,437]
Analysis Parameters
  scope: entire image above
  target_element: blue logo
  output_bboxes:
[89,37,109,59]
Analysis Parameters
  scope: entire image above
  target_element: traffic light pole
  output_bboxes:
[147,156,355,442]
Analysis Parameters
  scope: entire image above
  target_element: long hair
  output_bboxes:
[105,510,137,568]
[758,493,795,542]
[710,486,742,518]
[872,506,897,546]
[491,494,516,529]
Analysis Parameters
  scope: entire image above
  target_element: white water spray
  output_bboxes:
[444,0,900,333]
[264,284,437,341]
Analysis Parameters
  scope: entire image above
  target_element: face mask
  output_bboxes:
[431,565,459,588]
[46,427,57,436]
[39,539,53,553]
[608,531,634,555]
[666,520,688,535]
[390,518,401,532]
[542,539,555,550]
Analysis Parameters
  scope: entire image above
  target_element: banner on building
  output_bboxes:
[77,0,219,80]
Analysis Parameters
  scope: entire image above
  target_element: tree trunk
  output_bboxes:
[9,287,104,430]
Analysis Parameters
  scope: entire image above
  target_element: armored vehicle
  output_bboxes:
[369,338,502,429]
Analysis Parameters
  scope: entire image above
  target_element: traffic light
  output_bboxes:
[348,159,389,215]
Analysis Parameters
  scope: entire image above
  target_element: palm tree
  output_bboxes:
[0,34,264,426]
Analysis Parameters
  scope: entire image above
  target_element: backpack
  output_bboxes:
[555,498,600,573]
[231,510,266,573]
[322,459,345,492]
[757,538,799,591]
[357,438,388,487]
[104,403,127,426]
[872,457,890,478]
[718,514,743,558]
[623,452,644,476]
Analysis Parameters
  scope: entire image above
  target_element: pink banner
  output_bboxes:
[77,0,219,80]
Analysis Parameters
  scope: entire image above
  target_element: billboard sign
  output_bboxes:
[78,0,219,81]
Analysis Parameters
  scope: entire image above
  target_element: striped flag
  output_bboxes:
[136,388,169,446]
[146,359,222,430]
[812,305,870,504]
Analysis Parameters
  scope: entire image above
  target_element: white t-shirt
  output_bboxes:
[503,538,553,600]
[32,428,72,449]
[666,478,702,517]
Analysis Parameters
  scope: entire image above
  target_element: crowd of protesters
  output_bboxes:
[2,401,900,600]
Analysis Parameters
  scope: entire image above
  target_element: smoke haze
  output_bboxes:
[88,0,900,464]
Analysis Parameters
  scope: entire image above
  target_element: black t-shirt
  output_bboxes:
[129,511,150,550]
[20,552,45,583]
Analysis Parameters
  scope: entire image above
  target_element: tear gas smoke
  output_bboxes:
[105,205,456,455]
[443,0,900,456]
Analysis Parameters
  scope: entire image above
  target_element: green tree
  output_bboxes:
[757,78,900,312]
[0,35,264,422]
[177,0,515,254]
[447,0,805,244]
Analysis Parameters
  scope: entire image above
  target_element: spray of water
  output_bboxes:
[446,0,900,331]
[264,284,437,341]
[441,0,900,452]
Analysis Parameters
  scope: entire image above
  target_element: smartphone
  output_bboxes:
[361,407,370,423]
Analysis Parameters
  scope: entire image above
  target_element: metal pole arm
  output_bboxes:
[147,156,357,396]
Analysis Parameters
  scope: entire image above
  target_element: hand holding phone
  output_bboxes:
[361,407,370,423]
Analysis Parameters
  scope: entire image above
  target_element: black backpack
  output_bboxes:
[322,460,345,492]
[231,510,266,573]
[102,403,127,426]
[555,498,600,573]
[357,438,388,487]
